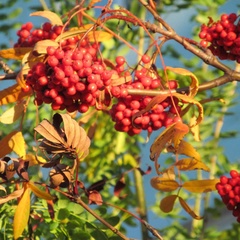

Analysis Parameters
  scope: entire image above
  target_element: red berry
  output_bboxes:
[115,56,125,66]
[141,54,151,64]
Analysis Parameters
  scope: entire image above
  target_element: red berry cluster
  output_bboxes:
[199,13,240,62]
[14,22,64,48]
[17,21,183,135]
[109,56,182,135]
[216,170,240,223]
[26,38,114,113]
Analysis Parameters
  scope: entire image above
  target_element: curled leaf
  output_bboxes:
[160,195,178,213]
[88,190,103,205]
[151,176,179,192]
[0,188,24,204]
[182,179,219,193]
[150,122,189,174]
[30,11,63,26]
[178,196,203,220]
[166,66,199,97]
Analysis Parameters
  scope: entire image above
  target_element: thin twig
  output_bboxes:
[0,58,14,74]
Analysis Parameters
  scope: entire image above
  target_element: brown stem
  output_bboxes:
[0,58,14,74]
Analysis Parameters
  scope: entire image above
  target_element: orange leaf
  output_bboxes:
[0,101,25,124]
[0,189,24,204]
[160,195,178,213]
[151,176,179,192]
[174,158,210,172]
[13,187,30,239]
[182,179,219,193]
[150,122,188,174]
[28,181,54,200]
[0,47,32,60]
[0,130,26,158]
[30,11,63,25]
[178,196,203,220]
[166,66,199,97]
[0,84,31,105]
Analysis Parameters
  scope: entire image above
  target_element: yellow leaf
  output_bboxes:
[174,158,210,172]
[30,11,63,26]
[0,131,24,158]
[0,102,25,124]
[23,153,47,166]
[190,116,201,141]
[13,187,30,239]
[0,47,32,60]
[160,195,178,213]
[0,84,31,105]
[66,26,113,43]
[151,176,179,192]
[55,28,88,43]
[166,66,199,97]
[178,196,203,220]
[167,140,201,161]
[8,131,26,158]
[182,179,219,193]
[161,167,176,180]
[28,181,54,200]
[33,39,59,55]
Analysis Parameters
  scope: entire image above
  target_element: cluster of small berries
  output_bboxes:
[216,170,240,223]
[14,22,65,48]
[26,40,114,113]
[199,13,240,62]
[16,21,182,135]
[109,56,181,135]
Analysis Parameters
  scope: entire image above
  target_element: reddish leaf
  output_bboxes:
[88,190,103,205]
[151,176,179,192]
[114,176,127,198]
[178,196,203,220]
[87,179,107,192]
[160,195,178,213]
[182,179,219,193]
[137,166,152,175]
[13,187,31,239]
